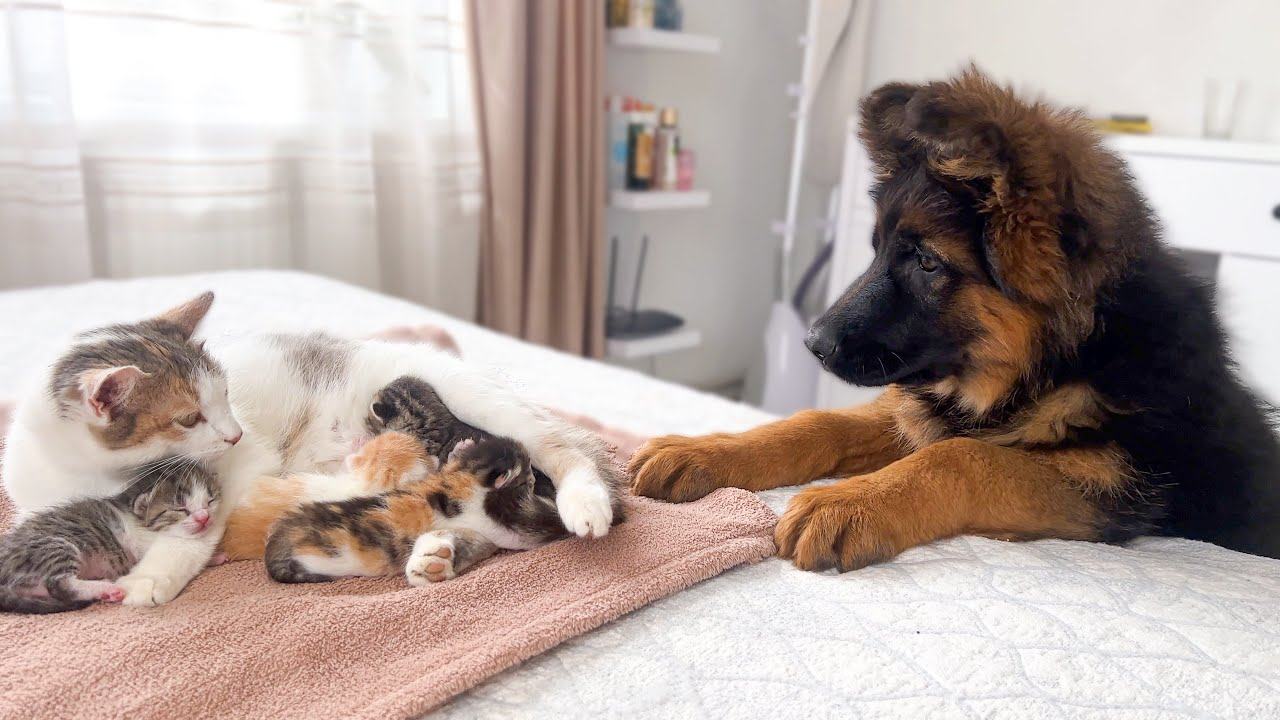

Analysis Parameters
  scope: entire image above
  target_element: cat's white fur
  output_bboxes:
[2,364,240,512]
[3,331,614,607]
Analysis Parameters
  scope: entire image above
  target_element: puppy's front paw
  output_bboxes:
[405,532,457,586]
[774,484,897,572]
[556,478,612,538]
[119,574,180,607]
[628,434,739,502]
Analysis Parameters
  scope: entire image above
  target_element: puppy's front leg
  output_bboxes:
[775,438,1106,571]
[630,393,909,502]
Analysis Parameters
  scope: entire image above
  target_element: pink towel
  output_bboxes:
[0,405,776,719]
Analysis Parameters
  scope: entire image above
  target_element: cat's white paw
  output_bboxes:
[405,532,457,586]
[119,574,180,607]
[556,477,613,538]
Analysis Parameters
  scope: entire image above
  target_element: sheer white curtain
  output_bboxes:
[0,0,481,319]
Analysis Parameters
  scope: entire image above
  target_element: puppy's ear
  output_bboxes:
[902,66,1078,305]
[858,81,924,176]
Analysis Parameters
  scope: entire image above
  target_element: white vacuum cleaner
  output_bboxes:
[759,0,870,415]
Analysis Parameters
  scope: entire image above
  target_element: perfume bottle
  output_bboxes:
[653,107,680,191]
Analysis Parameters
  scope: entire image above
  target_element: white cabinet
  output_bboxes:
[816,132,1280,408]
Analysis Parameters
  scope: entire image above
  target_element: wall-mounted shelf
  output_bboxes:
[610,190,710,211]
[606,327,702,359]
[607,28,721,54]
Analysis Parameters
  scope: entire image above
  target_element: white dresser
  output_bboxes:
[816,129,1280,409]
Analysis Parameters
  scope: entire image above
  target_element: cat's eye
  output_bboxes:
[176,412,204,428]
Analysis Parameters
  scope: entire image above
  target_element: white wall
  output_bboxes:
[605,0,805,390]
[864,0,1280,142]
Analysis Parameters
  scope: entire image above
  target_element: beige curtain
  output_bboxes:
[1,1,482,319]
[467,0,605,357]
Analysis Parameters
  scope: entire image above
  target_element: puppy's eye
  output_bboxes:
[918,254,940,273]
[176,412,204,428]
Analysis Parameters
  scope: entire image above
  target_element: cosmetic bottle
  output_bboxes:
[654,0,682,30]
[653,107,680,191]
[627,104,656,190]
[606,96,630,190]
[676,149,695,191]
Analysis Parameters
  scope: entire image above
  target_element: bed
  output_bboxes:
[1,270,1277,719]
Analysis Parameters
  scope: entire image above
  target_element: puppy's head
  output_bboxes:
[809,67,1147,414]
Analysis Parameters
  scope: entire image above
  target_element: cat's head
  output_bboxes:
[130,464,221,537]
[49,292,243,466]
[365,375,440,438]
[444,437,533,491]
[344,431,436,487]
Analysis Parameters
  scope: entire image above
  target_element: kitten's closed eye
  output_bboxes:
[175,412,204,428]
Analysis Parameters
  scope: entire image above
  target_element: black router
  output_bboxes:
[605,235,684,339]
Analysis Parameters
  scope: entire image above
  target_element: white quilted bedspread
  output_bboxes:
[2,271,1277,720]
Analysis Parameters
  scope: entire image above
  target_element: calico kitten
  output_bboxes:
[2,292,242,512]
[0,462,220,614]
[366,375,625,528]
[263,432,538,585]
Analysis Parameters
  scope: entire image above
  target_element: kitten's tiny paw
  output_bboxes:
[99,585,125,603]
[557,479,613,538]
[119,574,180,607]
[207,552,229,567]
[405,533,457,586]
[119,576,157,607]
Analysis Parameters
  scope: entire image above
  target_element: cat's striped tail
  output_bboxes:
[0,585,91,615]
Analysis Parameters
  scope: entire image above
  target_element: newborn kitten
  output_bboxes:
[368,376,627,539]
[0,462,220,614]
[263,433,539,585]
[368,375,626,518]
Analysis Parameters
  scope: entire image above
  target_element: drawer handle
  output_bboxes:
[1274,204,1280,220]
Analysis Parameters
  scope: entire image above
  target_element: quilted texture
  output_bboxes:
[2,271,1279,719]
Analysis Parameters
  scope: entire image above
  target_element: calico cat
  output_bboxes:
[0,461,220,614]
[263,432,545,585]
[2,292,241,511]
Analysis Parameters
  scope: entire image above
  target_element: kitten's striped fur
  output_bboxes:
[0,462,220,614]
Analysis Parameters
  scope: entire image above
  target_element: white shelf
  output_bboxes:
[610,189,710,211]
[607,28,720,54]
[606,327,701,359]
[1105,133,1280,164]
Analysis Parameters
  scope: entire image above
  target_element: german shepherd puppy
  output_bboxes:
[630,68,1280,571]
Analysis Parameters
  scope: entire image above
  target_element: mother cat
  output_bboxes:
[2,292,619,606]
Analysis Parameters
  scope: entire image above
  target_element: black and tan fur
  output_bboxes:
[631,67,1280,571]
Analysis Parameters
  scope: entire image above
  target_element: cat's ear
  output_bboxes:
[155,291,214,339]
[80,366,149,421]
[131,486,156,519]
[491,463,524,490]
[369,399,395,424]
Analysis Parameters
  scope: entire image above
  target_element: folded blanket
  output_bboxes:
[0,407,776,720]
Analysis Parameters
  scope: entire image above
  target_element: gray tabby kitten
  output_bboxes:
[0,462,220,614]
[366,375,626,543]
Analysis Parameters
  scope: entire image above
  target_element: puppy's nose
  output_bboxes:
[225,431,242,446]
[805,324,840,361]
